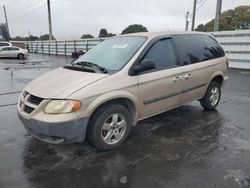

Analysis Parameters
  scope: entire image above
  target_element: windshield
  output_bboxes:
[71,36,147,71]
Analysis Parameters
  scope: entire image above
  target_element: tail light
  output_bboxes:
[226,59,229,69]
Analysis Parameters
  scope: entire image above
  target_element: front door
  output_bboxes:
[137,38,184,119]
[0,47,10,57]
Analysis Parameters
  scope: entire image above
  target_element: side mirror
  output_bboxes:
[131,59,156,75]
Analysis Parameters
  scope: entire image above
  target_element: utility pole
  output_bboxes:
[214,0,222,31]
[3,5,10,40]
[191,0,197,31]
[185,11,190,31]
[47,0,53,40]
[28,30,31,40]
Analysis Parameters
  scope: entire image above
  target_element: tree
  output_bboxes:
[196,5,250,32]
[121,24,148,34]
[106,33,116,37]
[12,36,25,41]
[98,28,116,38]
[12,35,39,41]
[99,28,108,37]
[0,24,10,41]
[81,34,94,39]
[29,35,39,41]
[39,34,55,40]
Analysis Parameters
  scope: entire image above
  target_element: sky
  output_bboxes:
[0,0,250,39]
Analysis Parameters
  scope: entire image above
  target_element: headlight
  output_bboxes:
[44,100,81,114]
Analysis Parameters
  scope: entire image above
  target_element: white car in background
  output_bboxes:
[0,41,12,47]
[0,46,29,59]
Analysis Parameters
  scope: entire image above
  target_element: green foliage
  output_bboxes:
[0,24,10,41]
[12,35,39,41]
[98,28,116,38]
[81,34,94,39]
[29,35,39,41]
[121,24,148,34]
[39,34,55,40]
[99,29,108,37]
[106,33,116,37]
[196,5,250,32]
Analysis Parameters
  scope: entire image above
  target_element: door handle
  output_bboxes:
[173,76,182,82]
[184,73,192,79]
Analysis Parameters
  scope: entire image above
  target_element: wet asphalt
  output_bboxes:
[0,54,250,188]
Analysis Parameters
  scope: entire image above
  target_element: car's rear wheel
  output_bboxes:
[200,81,221,110]
[17,53,24,59]
[87,104,132,151]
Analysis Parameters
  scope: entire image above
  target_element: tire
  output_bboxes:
[17,53,24,59]
[87,104,132,151]
[200,81,221,110]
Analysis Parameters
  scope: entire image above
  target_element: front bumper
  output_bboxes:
[18,113,89,144]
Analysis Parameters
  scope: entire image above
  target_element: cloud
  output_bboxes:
[2,0,250,38]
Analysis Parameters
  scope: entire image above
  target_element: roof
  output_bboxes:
[122,31,210,39]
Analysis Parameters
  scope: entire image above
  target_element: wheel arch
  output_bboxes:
[209,71,224,86]
[17,53,24,59]
[86,91,138,125]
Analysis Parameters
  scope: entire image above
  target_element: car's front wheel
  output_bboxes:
[87,104,132,151]
[200,81,221,110]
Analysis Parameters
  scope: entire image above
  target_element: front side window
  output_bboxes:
[1,47,10,51]
[143,39,177,70]
[71,36,147,71]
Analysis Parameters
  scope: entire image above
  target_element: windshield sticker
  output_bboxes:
[112,44,128,49]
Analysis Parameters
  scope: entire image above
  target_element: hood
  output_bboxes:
[25,67,109,99]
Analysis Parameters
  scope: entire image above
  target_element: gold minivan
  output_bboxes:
[18,32,229,150]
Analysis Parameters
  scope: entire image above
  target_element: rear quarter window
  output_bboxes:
[202,35,225,59]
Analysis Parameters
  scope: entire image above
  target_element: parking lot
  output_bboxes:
[0,54,250,188]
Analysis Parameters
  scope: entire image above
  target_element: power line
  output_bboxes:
[189,0,207,17]
[5,0,40,11]
[0,0,20,7]
[7,0,43,16]
[8,3,46,21]
[196,0,207,11]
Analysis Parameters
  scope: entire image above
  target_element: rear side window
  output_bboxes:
[202,35,225,59]
[143,39,177,70]
[173,34,207,65]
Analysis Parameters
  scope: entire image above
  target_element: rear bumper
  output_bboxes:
[18,113,89,144]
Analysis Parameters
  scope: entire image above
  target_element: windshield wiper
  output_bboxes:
[72,61,108,73]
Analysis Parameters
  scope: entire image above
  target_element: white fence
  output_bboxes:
[25,38,104,56]
[212,30,250,69]
[25,30,250,69]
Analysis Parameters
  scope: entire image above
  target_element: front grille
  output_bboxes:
[23,105,35,114]
[27,94,44,105]
[21,91,44,114]
[23,91,28,98]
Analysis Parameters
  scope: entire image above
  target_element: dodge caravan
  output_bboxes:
[18,32,229,150]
